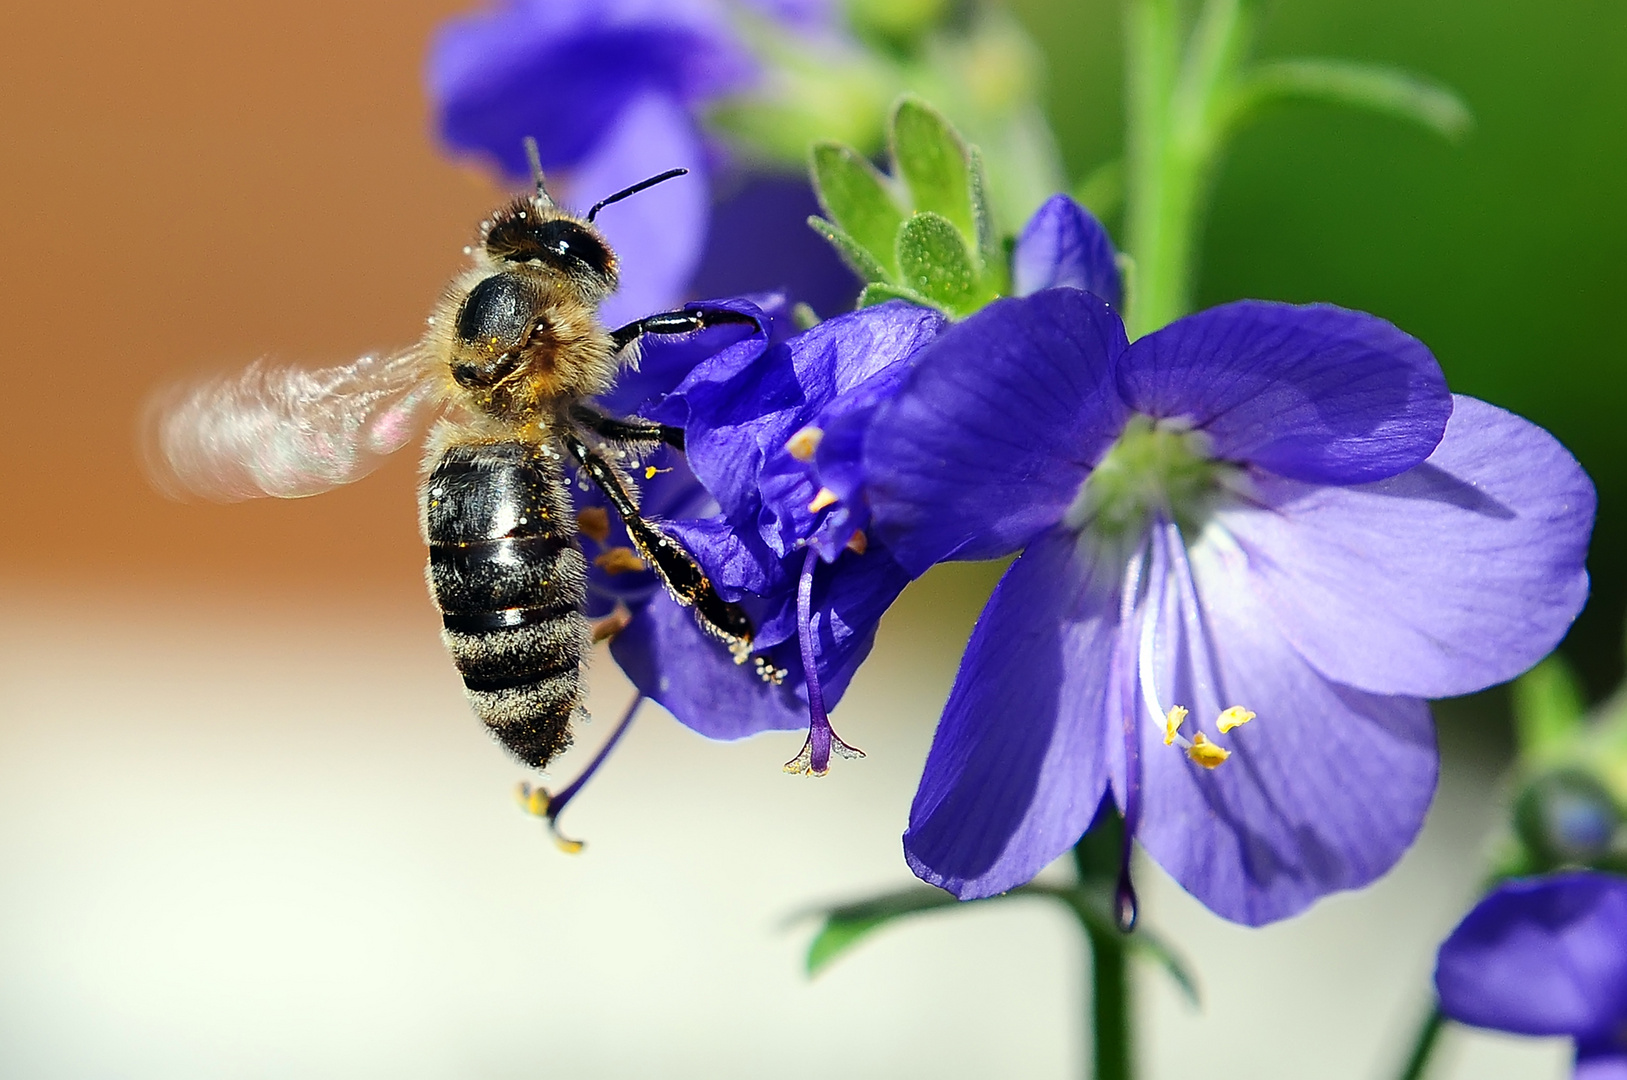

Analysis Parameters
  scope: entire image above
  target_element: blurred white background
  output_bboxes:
[0,578,1566,1079]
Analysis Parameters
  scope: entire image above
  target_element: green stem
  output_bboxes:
[1394,1006,1445,1080]
[1122,0,1255,337]
[1122,0,1178,338]
[1086,925,1132,1080]
[1072,828,1131,1080]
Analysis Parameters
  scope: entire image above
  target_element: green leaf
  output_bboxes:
[811,142,906,277]
[806,215,891,284]
[1231,59,1473,143]
[1512,653,1588,765]
[803,887,958,975]
[896,211,984,314]
[858,281,937,309]
[1137,932,1201,1008]
[890,96,978,242]
[801,880,1201,1008]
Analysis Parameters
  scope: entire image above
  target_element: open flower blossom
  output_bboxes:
[1436,872,1627,1079]
[862,197,1595,925]
[429,0,855,325]
[582,294,943,773]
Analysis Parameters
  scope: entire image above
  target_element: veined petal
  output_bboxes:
[867,290,1130,576]
[1435,873,1627,1039]
[1117,302,1450,484]
[681,302,944,547]
[1012,195,1122,309]
[1223,396,1594,699]
[905,527,1120,900]
[610,590,806,739]
[1134,524,1437,926]
[663,514,794,601]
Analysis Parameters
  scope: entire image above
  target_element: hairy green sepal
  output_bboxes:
[808,95,1005,318]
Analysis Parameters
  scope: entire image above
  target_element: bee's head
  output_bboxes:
[482,202,619,301]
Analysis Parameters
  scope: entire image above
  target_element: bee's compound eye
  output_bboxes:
[455,273,534,349]
[531,220,613,281]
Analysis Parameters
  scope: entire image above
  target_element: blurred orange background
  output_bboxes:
[0,0,494,605]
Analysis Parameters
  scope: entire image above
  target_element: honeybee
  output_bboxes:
[150,143,756,768]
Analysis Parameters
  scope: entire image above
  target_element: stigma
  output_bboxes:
[1163,705,1256,770]
[515,782,585,854]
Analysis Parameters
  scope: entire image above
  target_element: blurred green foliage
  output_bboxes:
[1010,0,1627,696]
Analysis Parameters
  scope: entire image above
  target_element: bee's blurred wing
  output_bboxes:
[145,350,442,501]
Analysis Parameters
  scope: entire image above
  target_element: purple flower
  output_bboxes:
[1436,873,1627,1078]
[577,442,808,740]
[862,202,1595,924]
[428,1,856,326]
[1012,193,1122,309]
[586,295,944,771]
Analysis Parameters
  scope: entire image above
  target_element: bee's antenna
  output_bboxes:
[522,136,556,209]
[585,168,689,223]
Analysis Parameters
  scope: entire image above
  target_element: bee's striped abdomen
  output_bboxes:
[424,441,588,768]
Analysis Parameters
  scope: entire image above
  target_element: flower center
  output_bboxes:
[1065,414,1227,539]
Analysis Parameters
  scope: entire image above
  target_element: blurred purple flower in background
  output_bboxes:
[1436,872,1627,1079]
[429,0,856,328]
[863,199,1595,925]
[581,295,942,773]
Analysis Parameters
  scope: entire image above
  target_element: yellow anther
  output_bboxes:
[786,425,825,462]
[1217,706,1255,733]
[1163,705,1189,746]
[845,530,868,555]
[515,782,550,818]
[575,506,611,545]
[551,834,585,855]
[1186,732,1231,769]
[644,465,671,480]
[594,547,647,575]
[808,487,840,512]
